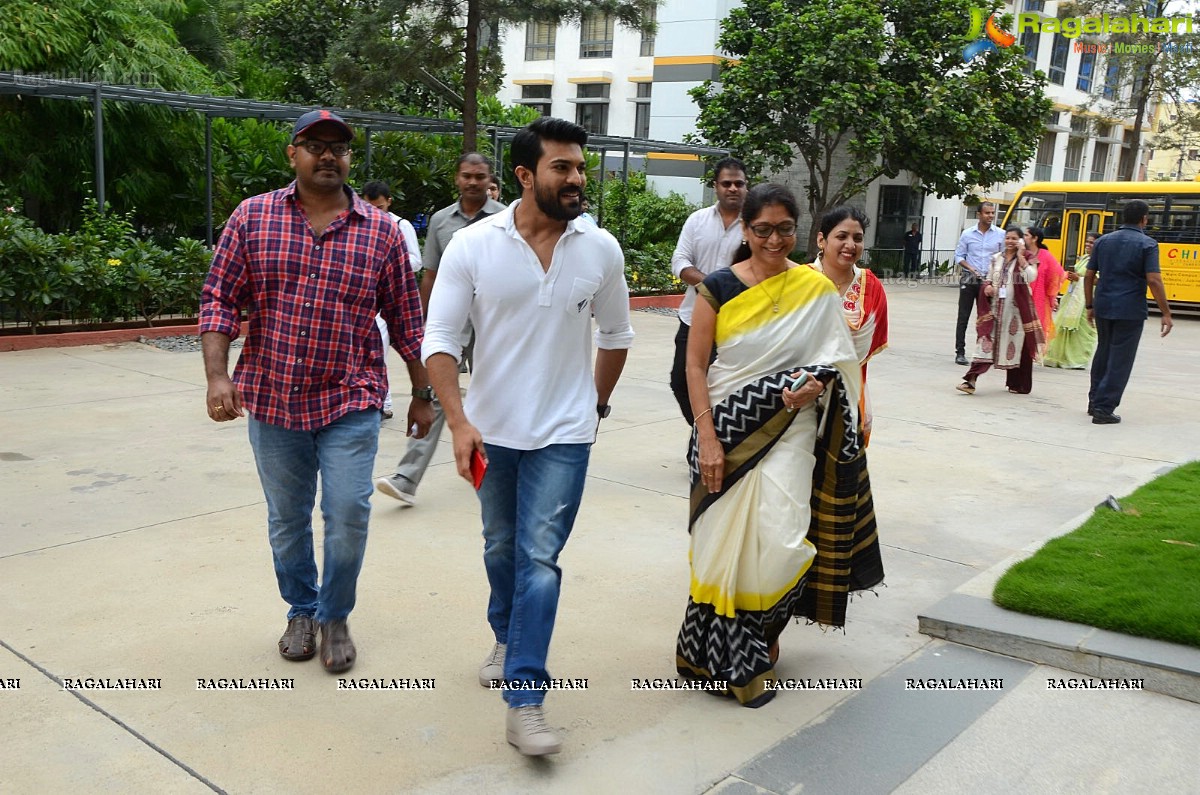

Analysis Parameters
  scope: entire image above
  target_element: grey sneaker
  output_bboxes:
[506,705,561,756]
[375,475,416,506]
[479,642,506,688]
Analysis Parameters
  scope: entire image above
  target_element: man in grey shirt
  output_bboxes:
[376,153,505,505]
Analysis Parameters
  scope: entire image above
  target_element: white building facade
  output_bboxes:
[497,0,1153,262]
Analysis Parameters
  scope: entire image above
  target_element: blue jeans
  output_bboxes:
[478,443,591,707]
[247,409,380,624]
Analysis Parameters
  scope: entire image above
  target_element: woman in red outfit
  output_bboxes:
[1025,226,1064,346]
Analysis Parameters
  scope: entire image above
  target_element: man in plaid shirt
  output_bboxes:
[199,109,433,673]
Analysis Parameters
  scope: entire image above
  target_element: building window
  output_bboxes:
[574,83,609,134]
[633,83,652,138]
[519,84,552,117]
[1077,49,1096,92]
[1024,0,1045,10]
[1190,149,1200,161]
[580,12,614,58]
[1020,28,1040,73]
[1048,33,1070,85]
[525,22,555,61]
[1035,131,1056,181]
[1091,142,1110,180]
[1101,59,1121,100]
[1064,121,1086,181]
[1118,129,1136,179]
[640,6,656,57]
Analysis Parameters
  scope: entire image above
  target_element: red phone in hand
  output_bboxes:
[470,449,487,490]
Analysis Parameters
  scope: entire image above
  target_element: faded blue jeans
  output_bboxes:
[247,409,379,624]
[478,442,591,707]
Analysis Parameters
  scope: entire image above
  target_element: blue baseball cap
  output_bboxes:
[292,110,353,142]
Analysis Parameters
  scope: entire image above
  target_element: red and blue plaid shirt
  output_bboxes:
[199,182,423,431]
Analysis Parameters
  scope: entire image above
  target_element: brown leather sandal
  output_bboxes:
[319,619,356,673]
[278,615,317,661]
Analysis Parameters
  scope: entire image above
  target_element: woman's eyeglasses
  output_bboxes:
[297,140,351,157]
[748,222,797,238]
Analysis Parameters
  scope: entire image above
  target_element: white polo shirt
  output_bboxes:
[670,203,745,325]
[422,200,635,450]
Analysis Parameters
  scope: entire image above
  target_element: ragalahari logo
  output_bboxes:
[963,8,1017,61]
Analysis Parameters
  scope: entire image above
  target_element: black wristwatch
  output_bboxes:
[596,404,611,419]
[412,386,434,401]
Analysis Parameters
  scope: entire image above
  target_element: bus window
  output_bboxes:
[1106,194,1168,236]
[1162,196,1200,244]
[1006,192,1065,232]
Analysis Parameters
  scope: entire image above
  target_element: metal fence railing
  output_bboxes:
[863,247,962,283]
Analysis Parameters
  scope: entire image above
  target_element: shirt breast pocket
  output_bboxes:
[566,278,600,316]
[337,253,376,303]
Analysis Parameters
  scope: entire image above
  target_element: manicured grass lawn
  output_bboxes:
[993,461,1200,649]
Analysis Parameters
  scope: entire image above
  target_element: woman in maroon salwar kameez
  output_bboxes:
[956,228,1045,395]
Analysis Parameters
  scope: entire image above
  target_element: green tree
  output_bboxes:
[1063,0,1200,179]
[691,0,1050,250]
[0,0,221,231]
[224,1,657,150]
[450,0,660,151]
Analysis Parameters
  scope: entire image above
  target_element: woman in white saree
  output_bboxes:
[676,184,885,707]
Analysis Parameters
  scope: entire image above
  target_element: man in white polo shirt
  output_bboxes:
[668,157,747,422]
[423,117,633,757]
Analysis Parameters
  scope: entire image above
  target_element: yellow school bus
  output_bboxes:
[1001,181,1200,308]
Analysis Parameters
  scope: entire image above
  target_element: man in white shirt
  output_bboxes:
[423,117,632,757]
[362,180,422,419]
[668,157,747,422]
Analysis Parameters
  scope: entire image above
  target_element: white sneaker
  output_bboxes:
[479,642,506,687]
[506,705,562,756]
[374,475,416,506]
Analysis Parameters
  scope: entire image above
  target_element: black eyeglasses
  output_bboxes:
[718,180,747,189]
[296,140,351,157]
[748,222,797,238]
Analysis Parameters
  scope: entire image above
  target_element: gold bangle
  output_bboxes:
[693,408,713,425]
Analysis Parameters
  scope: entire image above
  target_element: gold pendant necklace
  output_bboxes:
[754,262,789,312]
[823,260,854,294]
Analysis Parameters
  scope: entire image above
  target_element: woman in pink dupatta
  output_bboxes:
[956,228,1045,395]
[1026,227,1064,344]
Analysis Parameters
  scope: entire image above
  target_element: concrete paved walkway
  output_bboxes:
[1,283,1197,793]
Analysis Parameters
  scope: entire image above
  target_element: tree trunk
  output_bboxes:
[462,0,480,153]
[1123,58,1154,180]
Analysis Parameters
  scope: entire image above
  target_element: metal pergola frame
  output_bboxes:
[0,72,727,244]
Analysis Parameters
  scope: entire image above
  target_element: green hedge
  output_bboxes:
[0,167,696,334]
[598,173,696,295]
[0,199,211,333]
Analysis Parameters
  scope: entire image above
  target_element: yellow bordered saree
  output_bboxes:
[675,266,885,707]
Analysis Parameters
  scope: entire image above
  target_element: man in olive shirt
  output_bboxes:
[419,153,508,308]
[375,153,505,505]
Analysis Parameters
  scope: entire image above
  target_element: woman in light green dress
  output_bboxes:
[1044,233,1099,369]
